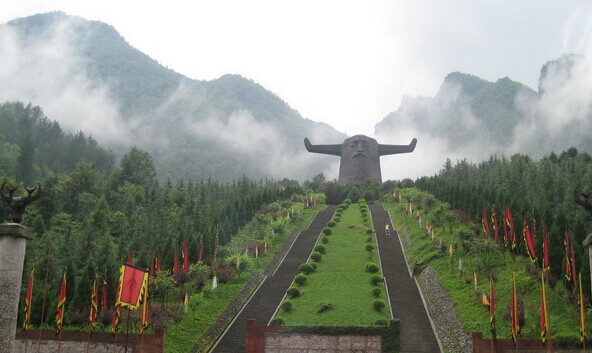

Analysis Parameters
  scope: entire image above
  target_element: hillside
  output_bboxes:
[3,12,345,182]
[375,55,592,165]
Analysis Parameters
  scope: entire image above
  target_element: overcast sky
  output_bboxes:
[1,1,591,137]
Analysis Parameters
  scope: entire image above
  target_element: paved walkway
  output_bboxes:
[210,205,337,353]
[370,204,442,353]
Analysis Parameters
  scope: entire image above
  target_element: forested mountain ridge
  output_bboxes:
[3,12,345,182]
[375,54,592,167]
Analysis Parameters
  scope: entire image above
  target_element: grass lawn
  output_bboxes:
[276,203,391,326]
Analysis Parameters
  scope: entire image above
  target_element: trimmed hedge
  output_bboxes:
[310,251,322,262]
[299,263,314,274]
[314,244,326,254]
[370,274,383,286]
[366,262,379,273]
[373,299,386,311]
[322,227,332,235]
[321,236,329,244]
[372,287,382,298]
[327,220,336,228]
[294,273,307,286]
[287,286,301,298]
[365,243,375,252]
[281,301,293,312]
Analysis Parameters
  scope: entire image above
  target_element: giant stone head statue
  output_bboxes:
[304,134,417,184]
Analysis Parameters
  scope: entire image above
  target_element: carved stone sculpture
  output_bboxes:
[304,134,417,184]
[0,182,41,223]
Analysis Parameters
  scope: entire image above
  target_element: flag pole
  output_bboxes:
[124,307,131,353]
[36,245,52,353]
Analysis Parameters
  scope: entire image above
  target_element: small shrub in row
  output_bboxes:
[321,236,329,244]
[299,263,314,274]
[314,244,326,254]
[310,251,322,262]
[281,300,293,312]
[366,236,373,243]
[373,299,386,312]
[294,273,307,286]
[322,227,332,235]
[366,243,375,252]
[370,274,383,286]
[327,220,336,228]
[309,261,318,271]
[287,286,301,298]
[343,198,352,205]
[366,262,379,273]
[372,287,382,297]
[366,229,374,235]
[270,317,285,326]
[333,216,340,222]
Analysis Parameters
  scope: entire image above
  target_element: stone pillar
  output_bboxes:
[0,223,32,353]
[584,234,592,300]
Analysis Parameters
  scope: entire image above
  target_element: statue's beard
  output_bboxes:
[351,152,367,159]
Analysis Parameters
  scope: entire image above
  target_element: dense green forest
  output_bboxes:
[0,101,115,183]
[414,149,592,290]
[1,137,304,329]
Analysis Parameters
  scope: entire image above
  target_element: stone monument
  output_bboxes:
[304,135,417,184]
[0,182,40,353]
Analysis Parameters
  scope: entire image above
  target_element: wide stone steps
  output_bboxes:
[370,204,442,353]
[210,205,337,353]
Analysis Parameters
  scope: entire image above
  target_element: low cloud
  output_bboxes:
[0,18,127,145]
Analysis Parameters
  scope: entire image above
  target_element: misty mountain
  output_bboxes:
[3,12,345,182]
[375,54,592,172]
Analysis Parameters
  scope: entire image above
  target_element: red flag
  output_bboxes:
[543,225,550,271]
[23,267,34,331]
[502,209,509,247]
[182,239,189,273]
[111,274,121,335]
[90,273,98,331]
[540,273,548,344]
[491,207,498,243]
[580,273,587,344]
[115,263,149,309]
[155,255,161,276]
[506,208,516,249]
[510,273,520,342]
[127,253,133,264]
[489,275,496,337]
[199,234,204,263]
[173,248,179,277]
[56,272,67,334]
[102,278,108,310]
[565,230,572,282]
[571,243,577,289]
[523,219,537,262]
[482,208,490,238]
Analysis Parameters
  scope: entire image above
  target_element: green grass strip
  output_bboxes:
[277,203,391,326]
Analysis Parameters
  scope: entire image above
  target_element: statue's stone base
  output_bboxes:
[0,223,32,353]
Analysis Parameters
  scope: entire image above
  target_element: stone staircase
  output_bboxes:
[370,204,442,353]
[210,205,337,353]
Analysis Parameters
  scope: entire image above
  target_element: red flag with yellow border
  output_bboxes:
[89,273,98,331]
[523,219,537,262]
[540,273,548,344]
[115,263,149,310]
[23,267,34,331]
[510,273,520,342]
[482,208,490,238]
[489,275,496,337]
[56,272,67,334]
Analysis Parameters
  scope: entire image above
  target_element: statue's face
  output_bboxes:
[343,135,378,161]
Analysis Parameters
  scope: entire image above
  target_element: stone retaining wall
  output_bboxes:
[265,333,381,353]
[14,328,165,353]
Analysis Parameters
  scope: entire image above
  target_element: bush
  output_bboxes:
[287,286,301,298]
[366,243,375,252]
[294,273,307,286]
[322,227,332,235]
[321,236,329,244]
[299,263,314,274]
[310,251,322,262]
[309,261,318,271]
[375,319,389,326]
[371,274,383,286]
[372,287,382,297]
[366,229,374,235]
[270,317,285,326]
[373,299,386,311]
[363,217,369,224]
[366,262,379,273]
[366,236,373,243]
[333,216,340,222]
[314,244,326,254]
[281,301,293,312]
[327,220,336,228]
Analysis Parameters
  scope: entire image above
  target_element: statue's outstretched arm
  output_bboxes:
[378,138,417,156]
[304,138,342,156]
